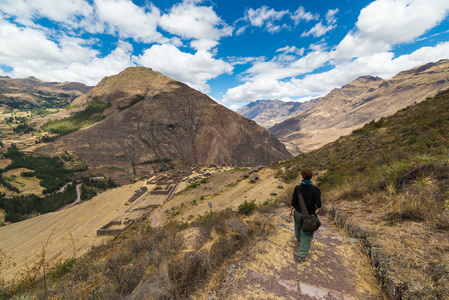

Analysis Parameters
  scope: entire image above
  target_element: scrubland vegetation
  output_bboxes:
[0,207,273,299]
[41,97,110,136]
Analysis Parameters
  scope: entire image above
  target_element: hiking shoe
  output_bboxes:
[296,255,306,262]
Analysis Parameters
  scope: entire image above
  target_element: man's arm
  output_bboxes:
[289,186,298,219]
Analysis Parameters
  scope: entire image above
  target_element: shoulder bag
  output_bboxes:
[298,191,321,232]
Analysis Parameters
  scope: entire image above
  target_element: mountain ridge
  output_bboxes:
[0,76,92,109]
[268,59,449,151]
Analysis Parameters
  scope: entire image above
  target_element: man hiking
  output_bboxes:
[289,169,322,261]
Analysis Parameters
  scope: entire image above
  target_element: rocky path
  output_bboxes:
[217,205,382,299]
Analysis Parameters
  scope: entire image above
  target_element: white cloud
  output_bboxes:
[136,44,233,93]
[301,22,336,38]
[222,42,449,103]
[229,104,242,111]
[0,0,93,26]
[240,6,289,34]
[241,49,330,82]
[0,36,133,86]
[334,0,449,62]
[290,6,318,25]
[95,0,165,43]
[356,0,449,45]
[325,9,339,24]
[277,46,297,54]
[301,8,338,37]
[36,41,134,85]
[0,18,96,66]
[159,0,232,48]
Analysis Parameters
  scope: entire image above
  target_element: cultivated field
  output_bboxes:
[1,168,44,196]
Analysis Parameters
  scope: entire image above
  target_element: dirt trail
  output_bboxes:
[218,206,382,299]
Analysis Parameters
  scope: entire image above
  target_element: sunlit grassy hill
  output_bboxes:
[277,89,449,298]
[279,88,449,192]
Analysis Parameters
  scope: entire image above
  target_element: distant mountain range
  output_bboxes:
[33,67,291,180]
[0,76,92,109]
[236,99,317,129]
[237,59,449,153]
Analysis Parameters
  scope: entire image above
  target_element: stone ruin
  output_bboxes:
[150,184,175,195]
[126,186,148,204]
[97,219,135,236]
[147,169,191,199]
[249,173,259,182]
[243,165,264,179]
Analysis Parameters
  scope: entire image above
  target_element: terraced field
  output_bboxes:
[0,181,144,281]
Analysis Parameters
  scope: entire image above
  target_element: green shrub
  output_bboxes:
[238,200,257,216]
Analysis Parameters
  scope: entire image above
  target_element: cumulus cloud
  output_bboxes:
[0,18,97,66]
[0,0,93,26]
[0,35,133,85]
[95,0,166,43]
[223,0,449,104]
[222,41,449,103]
[136,44,233,93]
[356,0,449,44]
[335,0,449,60]
[159,1,232,44]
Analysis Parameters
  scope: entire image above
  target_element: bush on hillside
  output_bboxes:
[238,199,257,216]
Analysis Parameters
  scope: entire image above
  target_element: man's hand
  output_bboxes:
[289,207,294,219]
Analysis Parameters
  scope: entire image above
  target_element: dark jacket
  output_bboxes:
[291,184,322,215]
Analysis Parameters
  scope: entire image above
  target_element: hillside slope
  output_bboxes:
[270,59,449,151]
[34,67,291,179]
[0,76,92,109]
[276,88,449,299]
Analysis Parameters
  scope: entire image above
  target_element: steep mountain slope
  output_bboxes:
[270,59,449,151]
[236,99,317,128]
[0,76,92,109]
[35,67,292,175]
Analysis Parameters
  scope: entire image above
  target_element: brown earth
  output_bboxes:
[150,167,287,226]
[217,209,383,299]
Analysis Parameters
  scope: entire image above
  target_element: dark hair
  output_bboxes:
[301,169,313,180]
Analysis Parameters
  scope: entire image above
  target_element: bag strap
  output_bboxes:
[297,190,311,217]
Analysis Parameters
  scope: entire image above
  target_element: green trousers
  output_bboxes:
[293,210,314,258]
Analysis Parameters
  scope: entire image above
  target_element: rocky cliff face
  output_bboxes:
[36,67,292,173]
[270,60,449,151]
[236,99,317,129]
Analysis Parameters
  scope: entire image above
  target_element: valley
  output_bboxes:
[0,61,448,299]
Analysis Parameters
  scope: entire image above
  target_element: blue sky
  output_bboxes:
[1,0,449,110]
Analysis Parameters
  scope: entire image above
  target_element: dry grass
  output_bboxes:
[325,169,449,299]
[16,209,272,300]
